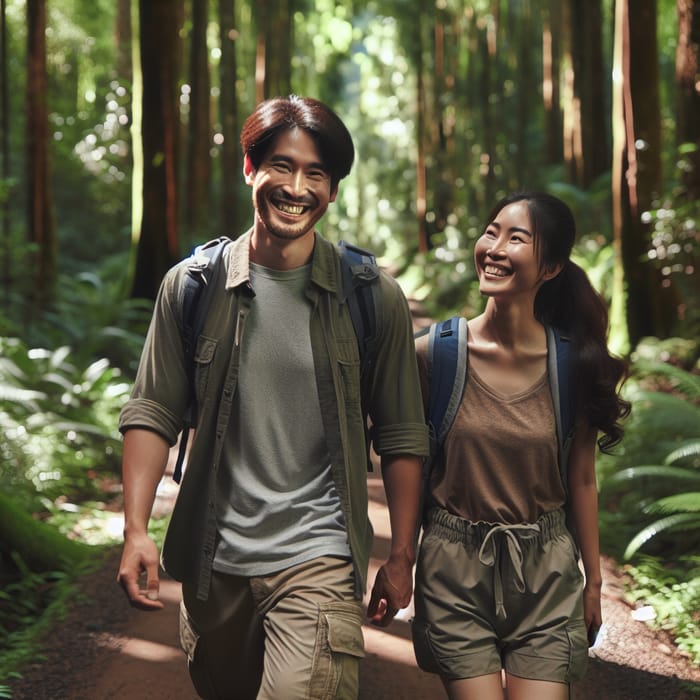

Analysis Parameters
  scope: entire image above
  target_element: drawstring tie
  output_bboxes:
[478,523,540,620]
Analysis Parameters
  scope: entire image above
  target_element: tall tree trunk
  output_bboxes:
[252,0,292,101]
[479,5,497,208]
[131,0,184,300]
[185,0,212,244]
[676,0,700,199]
[610,0,630,355]
[1,0,10,304]
[415,10,428,253]
[616,0,676,347]
[542,3,563,166]
[26,0,55,310]
[514,0,535,180]
[433,6,451,237]
[218,0,241,237]
[265,0,291,99]
[571,0,608,186]
[114,0,132,83]
[561,1,581,183]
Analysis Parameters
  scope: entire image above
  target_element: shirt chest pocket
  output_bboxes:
[193,336,218,407]
[335,337,362,420]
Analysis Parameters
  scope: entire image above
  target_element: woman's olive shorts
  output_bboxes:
[412,508,588,684]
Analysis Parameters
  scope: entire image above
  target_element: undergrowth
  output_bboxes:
[624,555,700,666]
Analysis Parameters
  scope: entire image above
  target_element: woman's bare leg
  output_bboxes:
[442,672,504,700]
[505,673,570,700]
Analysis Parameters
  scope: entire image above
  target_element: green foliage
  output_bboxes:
[624,555,700,666]
[598,358,700,560]
[4,250,153,373]
[0,336,131,500]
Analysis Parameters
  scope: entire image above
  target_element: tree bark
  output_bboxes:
[1,0,10,303]
[542,3,564,166]
[676,0,700,199]
[617,0,677,346]
[185,0,212,244]
[571,0,608,186]
[114,0,132,83]
[218,0,241,237]
[26,0,56,310]
[131,0,184,301]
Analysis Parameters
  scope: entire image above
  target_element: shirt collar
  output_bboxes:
[225,230,341,296]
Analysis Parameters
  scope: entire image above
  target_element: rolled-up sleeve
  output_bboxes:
[118,264,190,446]
[367,273,430,458]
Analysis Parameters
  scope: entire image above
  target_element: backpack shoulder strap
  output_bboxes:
[424,316,469,458]
[337,240,381,366]
[414,316,467,535]
[546,325,575,491]
[174,236,231,483]
[181,237,231,361]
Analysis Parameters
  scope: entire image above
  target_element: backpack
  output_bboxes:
[418,315,576,509]
[172,237,381,483]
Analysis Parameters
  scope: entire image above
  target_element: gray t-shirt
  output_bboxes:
[213,262,350,576]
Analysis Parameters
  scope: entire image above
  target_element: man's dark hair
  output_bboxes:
[240,95,355,188]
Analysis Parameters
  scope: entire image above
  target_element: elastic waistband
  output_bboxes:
[424,507,567,548]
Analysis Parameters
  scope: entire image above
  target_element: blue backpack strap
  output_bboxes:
[174,236,231,483]
[427,316,469,454]
[414,316,467,535]
[337,240,380,369]
[546,325,575,493]
[337,240,381,471]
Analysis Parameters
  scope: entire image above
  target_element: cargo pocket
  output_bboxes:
[411,618,445,675]
[566,618,589,682]
[178,600,199,662]
[308,601,365,700]
[179,601,220,698]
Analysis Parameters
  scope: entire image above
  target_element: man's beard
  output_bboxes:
[254,190,316,241]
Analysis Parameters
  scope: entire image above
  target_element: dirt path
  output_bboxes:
[8,468,700,700]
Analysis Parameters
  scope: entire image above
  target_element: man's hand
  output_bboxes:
[117,532,164,611]
[366,551,414,627]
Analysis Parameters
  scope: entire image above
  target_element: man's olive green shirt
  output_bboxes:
[119,232,429,600]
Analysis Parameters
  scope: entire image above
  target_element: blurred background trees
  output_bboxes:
[2,0,697,342]
[1,0,699,678]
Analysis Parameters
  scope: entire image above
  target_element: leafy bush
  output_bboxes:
[18,251,153,374]
[0,337,131,501]
[624,555,700,666]
[598,358,700,559]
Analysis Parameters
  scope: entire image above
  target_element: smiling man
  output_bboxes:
[116,96,429,700]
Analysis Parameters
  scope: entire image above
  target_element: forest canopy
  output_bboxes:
[2,0,698,353]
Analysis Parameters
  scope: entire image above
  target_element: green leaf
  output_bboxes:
[624,513,700,559]
[645,493,700,515]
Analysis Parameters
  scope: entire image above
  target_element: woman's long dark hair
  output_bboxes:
[486,192,631,452]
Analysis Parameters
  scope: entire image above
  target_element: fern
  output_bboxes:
[604,465,700,488]
[665,440,700,467]
[645,493,700,514]
[625,513,700,559]
[632,358,700,398]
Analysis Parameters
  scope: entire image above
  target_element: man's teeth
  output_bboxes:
[276,202,305,215]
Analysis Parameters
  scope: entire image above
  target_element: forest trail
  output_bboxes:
[8,467,700,700]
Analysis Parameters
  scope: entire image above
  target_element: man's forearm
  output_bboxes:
[121,428,171,536]
[380,454,423,561]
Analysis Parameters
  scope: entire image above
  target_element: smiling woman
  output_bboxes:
[412,191,631,700]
